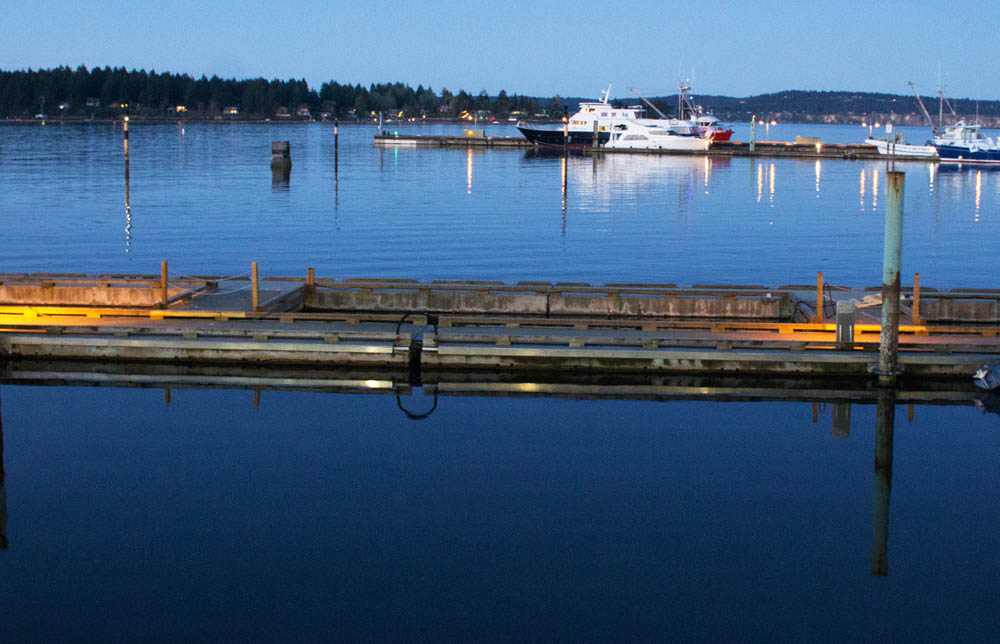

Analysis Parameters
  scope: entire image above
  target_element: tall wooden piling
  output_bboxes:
[563,106,569,155]
[334,119,339,171]
[251,262,260,312]
[878,172,905,385]
[912,272,921,324]
[592,120,598,149]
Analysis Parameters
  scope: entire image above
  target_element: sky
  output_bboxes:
[4,0,1000,100]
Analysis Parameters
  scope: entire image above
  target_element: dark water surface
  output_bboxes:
[1,385,999,643]
[3,123,1000,642]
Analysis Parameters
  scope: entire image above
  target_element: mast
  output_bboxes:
[908,82,937,134]
[627,87,668,119]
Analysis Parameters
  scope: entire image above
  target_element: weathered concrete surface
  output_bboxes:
[306,282,793,319]
[0,284,189,307]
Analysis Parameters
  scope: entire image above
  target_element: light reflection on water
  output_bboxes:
[2,122,1000,287]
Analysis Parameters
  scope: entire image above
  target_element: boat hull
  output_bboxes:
[517,126,610,148]
[934,144,1000,164]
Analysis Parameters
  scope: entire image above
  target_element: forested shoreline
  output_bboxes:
[4,65,1000,126]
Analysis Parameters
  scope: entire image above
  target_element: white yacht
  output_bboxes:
[604,121,710,151]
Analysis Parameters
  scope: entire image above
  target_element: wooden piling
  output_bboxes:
[251,262,260,312]
[813,271,824,323]
[160,261,168,308]
[912,273,921,324]
[307,267,315,288]
[878,172,905,385]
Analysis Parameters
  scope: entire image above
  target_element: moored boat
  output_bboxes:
[932,121,1000,164]
[603,120,710,151]
[864,126,938,158]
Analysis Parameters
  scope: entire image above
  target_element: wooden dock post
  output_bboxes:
[270,141,292,181]
[562,106,569,155]
[592,120,598,149]
[307,267,315,288]
[160,260,168,308]
[251,262,260,312]
[912,272,921,324]
[750,115,756,154]
[813,271,824,322]
[878,172,905,385]
[334,119,339,171]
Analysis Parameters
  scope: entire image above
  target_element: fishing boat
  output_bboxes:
[677,82,734,142]
[908,81,1000,163]
[932,121,1000,163]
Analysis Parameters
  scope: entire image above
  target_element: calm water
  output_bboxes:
[3,123,1000,642]
[2,121,999,286]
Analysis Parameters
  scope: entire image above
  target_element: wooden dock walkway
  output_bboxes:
[2,273,1000,385]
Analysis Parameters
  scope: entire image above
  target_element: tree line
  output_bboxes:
[0,66,546,119]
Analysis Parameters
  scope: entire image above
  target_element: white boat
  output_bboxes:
[517,85,705,148]
[864,126,937,157]
[604,120,710,151]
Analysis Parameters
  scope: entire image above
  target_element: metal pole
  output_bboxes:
[334,119,339,171]
[251,261,260,312]
[878,171,905,385]
[750,115,756,154]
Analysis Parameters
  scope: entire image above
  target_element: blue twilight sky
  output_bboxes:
[3,0,998,99]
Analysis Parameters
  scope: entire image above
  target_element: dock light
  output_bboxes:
[815,142,822,153]
[862,121,867,127]
[875,122,881,127]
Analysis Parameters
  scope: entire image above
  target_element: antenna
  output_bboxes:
[627,87,668,119]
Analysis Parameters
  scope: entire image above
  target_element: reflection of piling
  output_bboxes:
[832,402,851,438]
[270,140,292,182]
[878,172,905,385]
[1,386,7,549]
[872,387,896,575]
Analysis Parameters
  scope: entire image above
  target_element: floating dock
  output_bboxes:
[373,133,935,162]
[3,273,1000,385]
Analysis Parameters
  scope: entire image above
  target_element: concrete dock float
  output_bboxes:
[3,272,1000,384]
